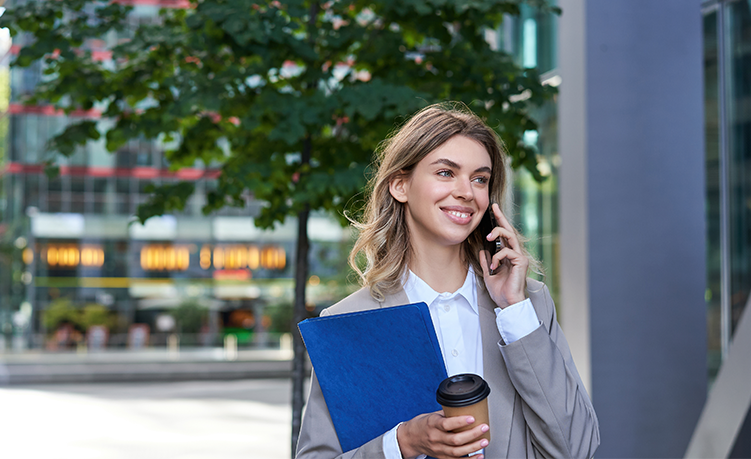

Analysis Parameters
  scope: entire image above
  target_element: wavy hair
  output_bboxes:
[349,102,539,301]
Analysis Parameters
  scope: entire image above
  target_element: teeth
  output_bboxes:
[447,211,469,219]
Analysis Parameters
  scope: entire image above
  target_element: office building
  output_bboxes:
[1,0,749,456]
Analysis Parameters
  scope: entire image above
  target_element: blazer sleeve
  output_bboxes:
[498,283,600,458]
[295,368,387,459]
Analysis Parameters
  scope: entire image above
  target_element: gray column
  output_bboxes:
[558,1,707,457]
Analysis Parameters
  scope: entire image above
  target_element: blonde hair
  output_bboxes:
[349,102,539,301]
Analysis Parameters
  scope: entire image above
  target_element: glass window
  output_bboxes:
[91,178,108,214]
[704,0,751,379]
[726,0,751,337]
[505,4,558,74]
[10,64,42,102]
[70,177,85,193]
[115,149,132,168]
[116,178,131,214]
[136,138,155,167]
[23,174,40,210]
[9,115,24,162]
[88,120,115,167]
[513,99,560,304]
[48,176,63,213]
[70,177,86,214]
[68,145,87,166]
[703,7,722,380]
[25,115,40,163]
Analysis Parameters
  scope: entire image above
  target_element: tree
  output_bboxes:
[2,0,558,454]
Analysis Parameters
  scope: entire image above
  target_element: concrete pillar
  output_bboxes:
[558,1,707,457]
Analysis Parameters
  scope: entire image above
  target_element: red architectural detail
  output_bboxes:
[7,103,102,118]
[1,162,222,180]
[132,166,160,179]
[113,0,192,8]
[213,269,252,281]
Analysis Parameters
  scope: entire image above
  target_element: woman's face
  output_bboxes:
[389,135,492,250]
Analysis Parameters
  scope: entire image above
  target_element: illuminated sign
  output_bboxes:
[22,248,34,265]
[44,245,105,268]
[140,244,286,272]
[207,245,286,271]
[140,245,190,271]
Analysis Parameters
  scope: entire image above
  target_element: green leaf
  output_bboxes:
[7,0,558,224]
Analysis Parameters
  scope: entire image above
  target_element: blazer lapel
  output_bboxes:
[380,289,410,308]
[478,288,516,458]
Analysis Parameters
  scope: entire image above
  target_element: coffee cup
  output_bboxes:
[436,373,491,442]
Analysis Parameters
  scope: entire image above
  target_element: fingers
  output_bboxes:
[442,436,489,459]
[488,247,527,273]
[434,416,489,459]
[491,202,511,228]
[449,424,490,446]
[414,414,489,458]
[488,203,521,251]
[438,415,477,432]
[485,226,513,248]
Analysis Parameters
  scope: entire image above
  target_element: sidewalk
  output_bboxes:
[0,379,294,459]
[0,347,302,384]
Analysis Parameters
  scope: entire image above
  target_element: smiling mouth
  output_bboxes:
[446,210,471,219]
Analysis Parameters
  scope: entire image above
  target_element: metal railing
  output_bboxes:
[0,331,292,355]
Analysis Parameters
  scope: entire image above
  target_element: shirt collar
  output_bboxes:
[403,266,478,315]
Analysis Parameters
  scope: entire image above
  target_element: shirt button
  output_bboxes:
[444,304,451,312]
[452,349,459,357]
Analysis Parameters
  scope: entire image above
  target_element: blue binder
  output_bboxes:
[298,302,448,453]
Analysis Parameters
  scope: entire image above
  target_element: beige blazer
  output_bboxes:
[296,278,600,459]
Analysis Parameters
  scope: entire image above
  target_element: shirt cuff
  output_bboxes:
[494,298,540,344]
[383,423,427,459]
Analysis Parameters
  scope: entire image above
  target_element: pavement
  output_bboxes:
[0,347,304,384]
[0,378,300,459]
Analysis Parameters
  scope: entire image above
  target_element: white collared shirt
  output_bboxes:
[404,267,484,378]
[382,267,540,459]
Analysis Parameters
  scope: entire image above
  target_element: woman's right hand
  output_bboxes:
[396,410,489,459]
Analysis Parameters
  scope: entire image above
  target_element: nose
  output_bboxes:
[452,178,474,201]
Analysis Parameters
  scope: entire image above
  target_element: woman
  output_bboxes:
[296,103,599,459]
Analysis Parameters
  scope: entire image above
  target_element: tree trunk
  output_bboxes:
[291,134,313,457]
[291,4,319,455]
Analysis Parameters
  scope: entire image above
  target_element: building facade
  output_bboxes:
[555,0,750,457]
[0,2,354,350]
[1,0,750,456]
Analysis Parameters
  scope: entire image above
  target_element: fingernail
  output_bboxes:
[481,439,489,447]
[466,416,475,424]
[486,233,493,240]
[481,424,489,432]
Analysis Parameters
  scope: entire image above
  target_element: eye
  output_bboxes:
[437,169,454,178]
[473,175,489,185]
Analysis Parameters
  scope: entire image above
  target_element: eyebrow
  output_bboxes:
[430,158,491,174]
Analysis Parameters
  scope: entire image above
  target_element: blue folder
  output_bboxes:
[298,302,448,453]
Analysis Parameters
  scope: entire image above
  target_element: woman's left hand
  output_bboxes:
[478,203,529,308]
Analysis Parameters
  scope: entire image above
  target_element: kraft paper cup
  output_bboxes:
[436,373,491,442]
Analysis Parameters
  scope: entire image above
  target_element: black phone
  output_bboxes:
[479,205,506,275]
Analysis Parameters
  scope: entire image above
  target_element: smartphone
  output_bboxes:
[479,205,506,275]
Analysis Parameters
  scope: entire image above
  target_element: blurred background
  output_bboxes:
[0,0,749,458]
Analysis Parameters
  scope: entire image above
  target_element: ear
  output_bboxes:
[389,173,409,203]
